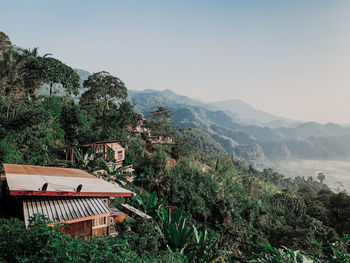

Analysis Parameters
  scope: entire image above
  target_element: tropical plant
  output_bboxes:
[100,159,132,184]
[188,227,221,263]
[133,191,165,218]
[68,147,102,172]
[245,245,312,263]
[159,205,194,253]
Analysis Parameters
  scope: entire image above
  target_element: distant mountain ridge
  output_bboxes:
[127,88,350,166]
[69,69,350,166]
[207,99,297,126]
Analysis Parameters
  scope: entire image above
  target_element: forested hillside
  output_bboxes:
[1,31,350,262]
[41,68,350,166]
[127,89,350,166]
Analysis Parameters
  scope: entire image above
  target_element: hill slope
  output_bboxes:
[56,70,350,165]
[128,89,350,166]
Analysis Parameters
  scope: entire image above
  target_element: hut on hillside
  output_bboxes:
[128,118,174,145]
[0,164,133,239]
[127,118,151,135]
[62,140,125,168]
[149,134,174,145]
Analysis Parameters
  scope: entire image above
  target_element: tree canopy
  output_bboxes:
[81,71,128,110]
[147,106,173,135]
[30,56,80,97]
[0,31,12,52]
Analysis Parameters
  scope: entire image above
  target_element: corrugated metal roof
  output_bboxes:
[23,197,111,227]
[110,207,126,217]
[3,164,94,178]
[3,164,134,197]
[120,203,152,219]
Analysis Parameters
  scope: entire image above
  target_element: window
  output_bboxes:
[92,216,107,229]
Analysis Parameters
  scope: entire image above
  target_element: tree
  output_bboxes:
[317,172,326,184]
[148,106,173,136]
[31,56,80,97]
[81,71,128,110]
[115,101,142,128]
[0,48,30,118]
[0,31,12,53]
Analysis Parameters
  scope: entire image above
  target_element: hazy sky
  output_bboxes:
[1,0,349,123]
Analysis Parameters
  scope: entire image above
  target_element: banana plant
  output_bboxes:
[159,205,194,253]
[101,159,132,184]
[133,191,165,218]
[187,227,221,263]
[71,148,99,172]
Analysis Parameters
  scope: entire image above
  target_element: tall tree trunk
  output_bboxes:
[105,97,110,110]
[49,82,53,97]
[6,104,9,119]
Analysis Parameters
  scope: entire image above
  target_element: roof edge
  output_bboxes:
[11,190,134,197]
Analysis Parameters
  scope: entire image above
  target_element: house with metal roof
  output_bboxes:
[0,164,133,239]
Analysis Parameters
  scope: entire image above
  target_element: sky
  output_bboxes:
[0,0,349,124]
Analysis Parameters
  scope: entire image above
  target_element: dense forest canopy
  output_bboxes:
[0,32,349,263]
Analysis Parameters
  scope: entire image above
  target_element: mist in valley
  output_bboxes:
[273,159,350,193]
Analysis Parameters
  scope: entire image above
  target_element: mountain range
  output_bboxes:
[127,88,350,167]
[43,68,350,168]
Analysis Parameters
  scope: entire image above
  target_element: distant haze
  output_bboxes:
[1,0,350,123]
[274,160,350,192]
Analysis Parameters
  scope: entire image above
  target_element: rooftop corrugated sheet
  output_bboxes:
[23,197,111,227]
[3,164,134,197]
[121,203,152,219]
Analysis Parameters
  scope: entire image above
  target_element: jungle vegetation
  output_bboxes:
[0,31,349,262]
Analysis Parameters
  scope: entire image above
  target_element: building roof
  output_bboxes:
[61,140,126,149]
[3,164,134,197]
[23,197,111,227]
[120,203,152,219]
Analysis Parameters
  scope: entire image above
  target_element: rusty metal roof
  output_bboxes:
[61,140,126,149]
[3,164,134,197]
[23,197,111,227]
[3,164,94,178]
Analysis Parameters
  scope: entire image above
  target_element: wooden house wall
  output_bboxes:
[92,227,108,237]
[60,220,92,240]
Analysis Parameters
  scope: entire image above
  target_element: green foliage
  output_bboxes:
[246,245,312,263]
[60,102,94,144]
[134,150,169,190]
[159,205,194,253]
[0,216,187,263]
[147,106,173,136]
[176,127,226,159]
[2,35,350,263]
[0,31,12,52]
[132,191,165,218]
[81,71,127,110]
[188,228,221,263]
[0,139,22,163]
[120,218,163,258]
[100,160,131,184]
[30,56,80,97]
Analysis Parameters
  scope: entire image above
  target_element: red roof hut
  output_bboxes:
[0,164,134,239]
